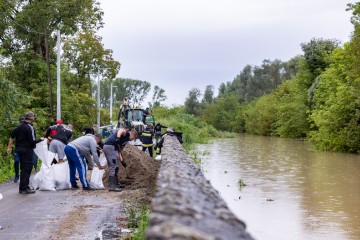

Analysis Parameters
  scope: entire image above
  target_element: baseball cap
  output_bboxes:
[25,111,36,120]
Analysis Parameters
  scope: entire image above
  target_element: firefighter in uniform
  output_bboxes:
[156,128,183,155]
[141,124,154,157]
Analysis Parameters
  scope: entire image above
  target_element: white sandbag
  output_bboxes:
[38,164,56,191]
[31,162,47,189]
[0,193,3,201]
[53,161,71,190]
[90,167,105,189]
[155,155,162,160]
[34,140,56,167]
[99,153,107,166]
[89,153,106,189]
[31,170,42,190]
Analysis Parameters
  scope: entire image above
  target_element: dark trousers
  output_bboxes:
[14,151,20,177]
[16,148,34,191]
[142,146,153,157]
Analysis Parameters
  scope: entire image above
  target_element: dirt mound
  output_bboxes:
[103,144,161,191]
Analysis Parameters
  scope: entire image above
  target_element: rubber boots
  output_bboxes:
[109,176,122,192]
[116,177,126,189]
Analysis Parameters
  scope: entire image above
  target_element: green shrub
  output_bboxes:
[152,106,218,151]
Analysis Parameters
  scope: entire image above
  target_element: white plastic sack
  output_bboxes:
[53,161,71,190]
[99,153,107,166]
[31,162,56,191]
[31,169,42,190]
[39,165,56,191]
[0,193,3,201]
[89,153,106,189]
[155,155,162,160]
[34,140,57,167]
[90,167,105,189]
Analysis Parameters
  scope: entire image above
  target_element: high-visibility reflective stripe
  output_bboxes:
[142,143,153,147]
[142,133,152,137]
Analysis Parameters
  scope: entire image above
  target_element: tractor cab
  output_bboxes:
[117,98,155,141]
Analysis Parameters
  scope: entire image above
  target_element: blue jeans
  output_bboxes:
[14,151,20,177]
[32,152,38,170]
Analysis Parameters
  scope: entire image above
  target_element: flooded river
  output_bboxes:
[196,135,360,240]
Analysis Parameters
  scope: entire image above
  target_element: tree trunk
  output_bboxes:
[45,27,54,119]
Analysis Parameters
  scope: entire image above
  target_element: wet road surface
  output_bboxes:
[0,179,127,239]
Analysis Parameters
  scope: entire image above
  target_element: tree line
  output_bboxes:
[0,0,166,166]
[184,3,360,153]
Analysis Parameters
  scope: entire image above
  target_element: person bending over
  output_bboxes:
[103,128,137,191]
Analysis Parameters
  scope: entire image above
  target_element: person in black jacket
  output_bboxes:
[45,122,73,164]
[141,124,154,157]
[155,128,183,155]
[142,107,150,123]
[12,111,41,194]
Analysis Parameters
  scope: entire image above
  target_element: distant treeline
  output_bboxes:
[184,3,360,153]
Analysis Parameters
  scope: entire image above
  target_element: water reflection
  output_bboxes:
[197,135,360,240]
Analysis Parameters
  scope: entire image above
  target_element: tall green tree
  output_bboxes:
[300,38,339,87]
[149,85,167,108]
[101,78,152,109]
[0,0,104,119]
[0,74,28,139]
[272,78,310,138]
[184,88,201,115]
[63,30,120,96]
[202,85,214,104]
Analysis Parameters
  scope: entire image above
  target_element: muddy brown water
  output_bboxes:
[196,135,360,240]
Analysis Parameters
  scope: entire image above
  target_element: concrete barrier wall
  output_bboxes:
[146,136,254,240]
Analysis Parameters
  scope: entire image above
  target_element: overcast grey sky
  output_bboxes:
[98,0,356,105]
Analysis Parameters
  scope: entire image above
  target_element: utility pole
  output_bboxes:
[110,83,117,125]
[56,30,61,120]
[97,73,101,128]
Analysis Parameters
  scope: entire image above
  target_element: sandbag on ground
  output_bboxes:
[31,162,56,191]
[53,162,71,190]
[90,154,107,189]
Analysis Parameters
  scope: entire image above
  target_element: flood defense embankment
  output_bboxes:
[146,135,254,240]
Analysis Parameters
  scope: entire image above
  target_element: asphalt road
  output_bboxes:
[0,178,128,240]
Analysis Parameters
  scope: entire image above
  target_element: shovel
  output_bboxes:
[118,150,134,179]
